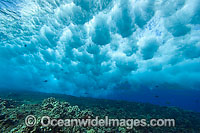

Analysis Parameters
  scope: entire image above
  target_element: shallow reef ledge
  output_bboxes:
[0,93,200,132]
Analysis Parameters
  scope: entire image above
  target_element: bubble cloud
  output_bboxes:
[0,0,200,98]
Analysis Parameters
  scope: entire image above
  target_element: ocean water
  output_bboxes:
[0,0,200,118]
[1,0,200,111]
[1,0,200,132]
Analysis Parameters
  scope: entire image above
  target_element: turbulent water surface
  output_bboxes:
[0,0,200,111]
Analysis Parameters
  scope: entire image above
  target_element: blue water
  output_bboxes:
[0,0,200,112]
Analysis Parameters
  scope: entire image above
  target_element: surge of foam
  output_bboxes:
[0,0,200,97]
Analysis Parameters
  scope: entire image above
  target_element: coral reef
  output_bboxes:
[0,93,200,133]
[0,98,122,132]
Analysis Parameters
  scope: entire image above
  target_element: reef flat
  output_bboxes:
[0,90,200,132]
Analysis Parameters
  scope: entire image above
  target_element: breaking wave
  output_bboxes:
[0,0,200,97]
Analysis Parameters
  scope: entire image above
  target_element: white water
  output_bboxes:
[0,0,200,98]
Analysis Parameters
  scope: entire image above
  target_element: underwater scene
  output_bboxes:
[0,0,200,132]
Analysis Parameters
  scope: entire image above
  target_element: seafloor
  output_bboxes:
[0,90,200,133]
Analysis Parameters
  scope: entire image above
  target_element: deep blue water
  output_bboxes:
[105,88,200,112]
[0,0,200,112]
